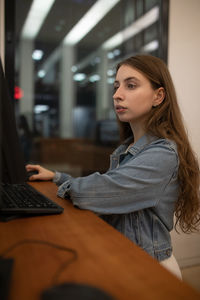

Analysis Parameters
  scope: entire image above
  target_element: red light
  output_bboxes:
[14,86,24,100]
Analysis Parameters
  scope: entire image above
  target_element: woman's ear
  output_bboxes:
[153,87,165,107]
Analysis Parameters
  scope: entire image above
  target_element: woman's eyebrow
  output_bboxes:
[114,77,140,84]
[124,76,140,82]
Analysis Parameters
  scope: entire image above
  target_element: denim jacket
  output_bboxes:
[54,134,179,261]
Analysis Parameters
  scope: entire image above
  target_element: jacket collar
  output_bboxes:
[113,134,158,156]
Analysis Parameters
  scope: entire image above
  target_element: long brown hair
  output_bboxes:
[116,54,200,233]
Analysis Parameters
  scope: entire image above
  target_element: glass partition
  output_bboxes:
[13,0,169,175]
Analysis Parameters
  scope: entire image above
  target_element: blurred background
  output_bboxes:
[1,0,200,291]
[4,0,169,175]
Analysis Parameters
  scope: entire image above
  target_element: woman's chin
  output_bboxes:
[118,116,131,123]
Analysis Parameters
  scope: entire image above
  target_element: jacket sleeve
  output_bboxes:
[57,142,179,215]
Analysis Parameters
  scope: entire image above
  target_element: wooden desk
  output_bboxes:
[0,182,199,300]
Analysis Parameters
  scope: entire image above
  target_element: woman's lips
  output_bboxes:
[115,105,127,113]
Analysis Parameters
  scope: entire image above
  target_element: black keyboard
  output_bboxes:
[0,183,64,215]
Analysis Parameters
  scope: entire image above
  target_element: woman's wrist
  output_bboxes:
[52,171,61,183]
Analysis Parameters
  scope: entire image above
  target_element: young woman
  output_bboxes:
[26,55,200,279]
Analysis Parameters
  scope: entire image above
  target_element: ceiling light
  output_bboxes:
[107,77,115,84]
[38,70,46,78]
[63,0,120,45]
[107,52,114,59]
[32,49,44,60]
[71,66,78,72]
[107,69,115,76]
[34,105,49,114]
[73,73,86,82]
[102,6,159,50]
[142,40,159,52]
[113,49,121,56]
[89,74,100,82]
[21,0,55,39]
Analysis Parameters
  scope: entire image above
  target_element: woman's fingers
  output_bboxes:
[26,164,40,172]
[26,164,55,181]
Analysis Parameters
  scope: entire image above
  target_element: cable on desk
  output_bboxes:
[0,239,78,285]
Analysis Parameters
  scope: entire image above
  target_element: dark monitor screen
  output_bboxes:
[0,58,26,183]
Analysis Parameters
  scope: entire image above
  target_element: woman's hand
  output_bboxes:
[26,164,55,181]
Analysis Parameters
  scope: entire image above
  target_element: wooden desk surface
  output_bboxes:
[0,181,199,300]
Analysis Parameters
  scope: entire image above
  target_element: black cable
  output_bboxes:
[0,239,78,285]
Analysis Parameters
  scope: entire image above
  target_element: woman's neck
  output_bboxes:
[130,122,146,144]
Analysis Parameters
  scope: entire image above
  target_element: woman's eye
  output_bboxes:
[113,86,118,93]
[127,83,136,89]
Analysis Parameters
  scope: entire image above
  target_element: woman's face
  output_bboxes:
[113,64,159,128]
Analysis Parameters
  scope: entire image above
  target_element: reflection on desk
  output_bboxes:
[0,181,199,300]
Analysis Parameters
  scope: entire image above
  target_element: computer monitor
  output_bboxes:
[0,57,27,183]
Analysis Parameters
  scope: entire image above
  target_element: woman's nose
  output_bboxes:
[113,87,124,101]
